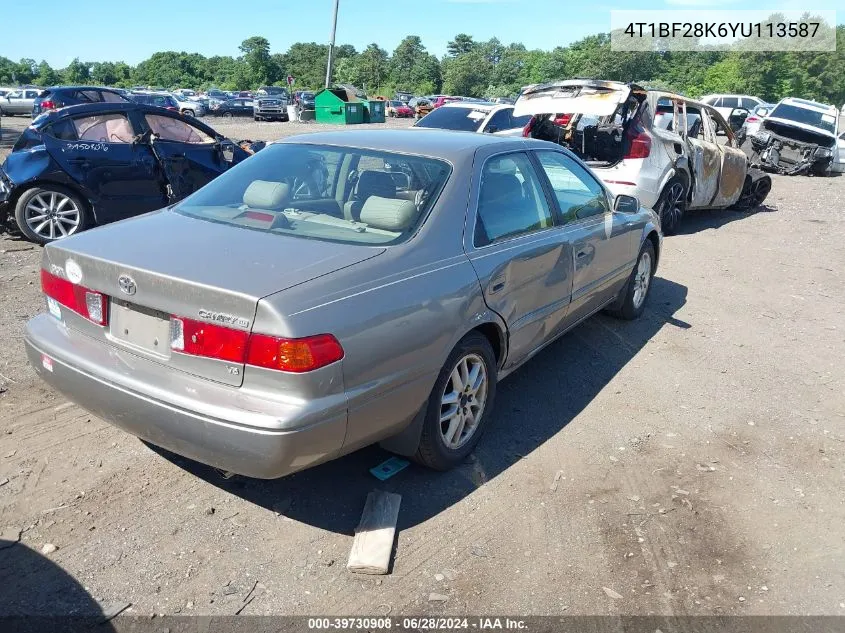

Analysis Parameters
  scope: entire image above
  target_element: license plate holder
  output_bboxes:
[109,299,171,358]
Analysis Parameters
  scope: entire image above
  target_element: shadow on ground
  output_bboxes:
[150,277,689,535]
[0,539,115,631]
[677,204,777,235]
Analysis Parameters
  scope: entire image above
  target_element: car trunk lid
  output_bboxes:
[513,80,636,118]
[43,209,384,386]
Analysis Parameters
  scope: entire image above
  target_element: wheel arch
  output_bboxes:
[10,179,92,217]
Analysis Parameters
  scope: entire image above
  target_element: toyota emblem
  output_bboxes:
[118,274,137,296]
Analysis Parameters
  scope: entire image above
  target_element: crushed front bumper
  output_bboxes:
[24,314,347,479]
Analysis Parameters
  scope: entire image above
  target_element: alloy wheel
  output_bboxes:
[632,251,652,309]
[439,353,488,450]
[24,191,81,241]
[661,182,685,233]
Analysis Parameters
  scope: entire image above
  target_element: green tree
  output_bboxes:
[239,36,275,86]
[442,50,491,97]
[35,61,60,86]
[357,43,389,94]
[63,58,91,84]
[447,34,476,57]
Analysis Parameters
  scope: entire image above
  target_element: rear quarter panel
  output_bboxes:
[251,151,502,451]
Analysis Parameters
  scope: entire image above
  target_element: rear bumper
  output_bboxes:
[24,314,347,479]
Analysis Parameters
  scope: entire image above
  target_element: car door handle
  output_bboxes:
[576,249,589,259]
[489,275,506,294]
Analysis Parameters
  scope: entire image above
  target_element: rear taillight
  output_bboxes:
[553,113,572,126]
[522,116,535,138]
[745,116,759,123]
[624,123,651,159]
[41,269,108,326]
[170,317,248,363]
[40,100,56,110]
[169,316,344,373]
[246,333,344,373]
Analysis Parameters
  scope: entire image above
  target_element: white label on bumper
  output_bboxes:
[41,354,54,372]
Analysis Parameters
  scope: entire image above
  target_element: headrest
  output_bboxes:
[360,196,418,232]
[480,172,522,205]
[356,170,396,198]
[243,180,290,209]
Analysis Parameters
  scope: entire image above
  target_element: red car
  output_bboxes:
[387,100,414,118]
[431,96,462,109]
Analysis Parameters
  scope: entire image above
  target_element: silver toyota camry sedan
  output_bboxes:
[24,129,662,478]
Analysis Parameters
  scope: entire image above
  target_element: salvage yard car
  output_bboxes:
[31,86,130,118]
[0,87,40,116]
[0,102,249,243]
[748,97,840,176]
[24,129,661,479]
[515,80,772,234]
[414,101,531,136]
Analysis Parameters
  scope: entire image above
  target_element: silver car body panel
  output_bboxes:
[25,129,661,478]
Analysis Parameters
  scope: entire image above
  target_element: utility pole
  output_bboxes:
[325,0,340,89]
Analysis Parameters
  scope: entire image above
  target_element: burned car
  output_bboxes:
[0,102,250,244]
[515,80,772,234]
[748,98,840,176]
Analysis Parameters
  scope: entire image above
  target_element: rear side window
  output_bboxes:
[721,97,740,108]
[75,90,105,103]
[535,151,608,223]
[46,119,78,141]
[475,153,553,246]
[145,114,213,144]
[73,114,134,143]
[102,91,126,103]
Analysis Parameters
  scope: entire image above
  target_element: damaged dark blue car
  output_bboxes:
[0,102,252,243]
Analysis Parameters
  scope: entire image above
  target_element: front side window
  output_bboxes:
[72,113,134,143]
[145,114,214,144]
[474,153,553,246]
[535,151,608,223]
[174,143,451,246]
[484,109,512,133]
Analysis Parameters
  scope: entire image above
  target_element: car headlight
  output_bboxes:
[814,147,832,158]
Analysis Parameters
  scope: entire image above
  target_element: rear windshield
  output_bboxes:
[770,103,836,134]
[174,143,452,246]
[415,107,487,132]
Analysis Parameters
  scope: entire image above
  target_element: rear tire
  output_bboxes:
[184,109,195,117]
[14,185,90,245]
[655,176,686,235]
[608,240,655,321]
[223,112,233,119]
[414,332,497,471]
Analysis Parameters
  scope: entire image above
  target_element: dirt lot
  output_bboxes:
[0,114,843,618]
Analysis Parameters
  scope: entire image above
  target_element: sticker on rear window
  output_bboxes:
[41,354,54,372]
[65,259,83,284]
[467,110,487,121]
[821,114,835,124]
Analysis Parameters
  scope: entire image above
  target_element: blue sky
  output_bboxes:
[1,0,840,67]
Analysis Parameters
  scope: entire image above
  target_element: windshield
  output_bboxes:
[174,143,452,246]
[770,103,836,134]
[415,107,487,132]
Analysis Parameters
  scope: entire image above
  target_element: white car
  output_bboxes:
[169,92,206,117]
[700,94,765,121]
[515,80,771,234]
[413,102,531,136]
[835,131,845,173]
[748,97,840,176]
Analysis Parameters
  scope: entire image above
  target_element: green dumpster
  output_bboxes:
[363,100,386,123]
[314,87,365,125]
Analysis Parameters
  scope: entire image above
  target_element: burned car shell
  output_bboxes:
[515,80,772,233]
[0,102,249,243]
[748,98,839,176]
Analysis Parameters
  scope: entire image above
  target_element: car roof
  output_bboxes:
[44,85,122,92]
[32,101,222,136]
[278,128,544,159]
[438,101,504,112]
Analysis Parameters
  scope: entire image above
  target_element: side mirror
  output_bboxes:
[614,194,640,214]
[220,140,236,163]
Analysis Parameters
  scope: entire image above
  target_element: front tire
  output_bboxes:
[655,176,686,235]
[415,332,497,470]
[223,112,233,119]
[14,185,90,244]
[184,109,195,117]
[608,240,655,320]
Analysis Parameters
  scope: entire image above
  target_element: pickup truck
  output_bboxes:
[253,88,290,122]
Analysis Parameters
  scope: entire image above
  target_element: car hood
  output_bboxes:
[514,80,638,118]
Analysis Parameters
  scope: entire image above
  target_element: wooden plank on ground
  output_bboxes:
[347,490,402,575]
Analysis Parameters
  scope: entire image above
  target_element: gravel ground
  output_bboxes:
[0,114,843,618]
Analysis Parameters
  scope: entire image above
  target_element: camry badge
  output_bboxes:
[118,274,137,296]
